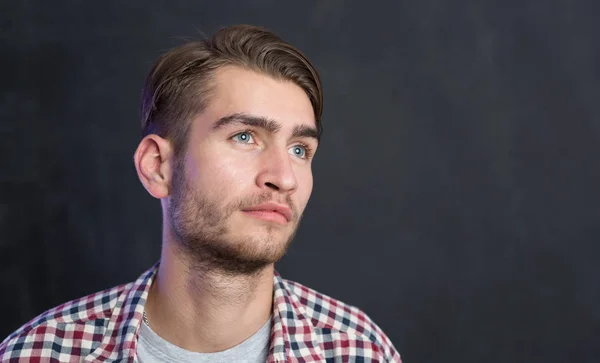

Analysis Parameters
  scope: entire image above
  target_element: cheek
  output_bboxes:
[295,167,314,207]
[191,152,254,195]
[220,154,258,183]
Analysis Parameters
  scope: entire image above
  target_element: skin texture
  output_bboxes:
[133,65,318,352]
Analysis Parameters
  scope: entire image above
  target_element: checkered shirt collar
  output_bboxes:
[95,264,327,362]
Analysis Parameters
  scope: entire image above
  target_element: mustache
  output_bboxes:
[230,192,298,220]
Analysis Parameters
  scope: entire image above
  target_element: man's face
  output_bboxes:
[168,66,318,274]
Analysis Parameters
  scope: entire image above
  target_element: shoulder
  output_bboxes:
[279,276,402,362]
[0,282,131,360]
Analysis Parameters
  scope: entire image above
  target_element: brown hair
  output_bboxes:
[140,24,323,156]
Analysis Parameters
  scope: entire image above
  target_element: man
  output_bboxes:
[1,25,401,362]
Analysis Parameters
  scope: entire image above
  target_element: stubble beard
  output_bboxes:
[167,160,301,277]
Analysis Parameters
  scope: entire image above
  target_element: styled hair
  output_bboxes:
[140,24,323,156]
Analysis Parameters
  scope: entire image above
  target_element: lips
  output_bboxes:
[242,202,293,223]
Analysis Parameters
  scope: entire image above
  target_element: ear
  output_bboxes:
[133,135,174,199]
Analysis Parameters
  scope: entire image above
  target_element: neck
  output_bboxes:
[144,232,274,353]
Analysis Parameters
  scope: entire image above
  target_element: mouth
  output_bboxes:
[241,202,293,225]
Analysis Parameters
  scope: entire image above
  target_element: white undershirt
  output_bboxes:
[136,317,271,363]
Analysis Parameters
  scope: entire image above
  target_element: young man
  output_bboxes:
[1,25,401,362]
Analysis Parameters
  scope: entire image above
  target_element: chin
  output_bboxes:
[227,231,291,260]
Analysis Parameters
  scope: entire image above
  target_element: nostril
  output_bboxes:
[265,182,279,190]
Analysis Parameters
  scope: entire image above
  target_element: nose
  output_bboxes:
[255,147,298,193]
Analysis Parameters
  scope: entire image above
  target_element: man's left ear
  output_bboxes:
[133,134,174,199]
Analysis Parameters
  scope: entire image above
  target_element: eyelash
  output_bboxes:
[231,130,314,160]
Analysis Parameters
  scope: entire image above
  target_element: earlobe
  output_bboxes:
[133,135,173,199]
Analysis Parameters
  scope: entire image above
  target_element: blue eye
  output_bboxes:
[233,132,254,143]
[289,145,306,158]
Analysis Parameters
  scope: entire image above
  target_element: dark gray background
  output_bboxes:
[1,1,599,362]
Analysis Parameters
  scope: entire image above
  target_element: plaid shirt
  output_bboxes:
[1,264,401,362]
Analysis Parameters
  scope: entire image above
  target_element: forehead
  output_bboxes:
[204,65,316,129]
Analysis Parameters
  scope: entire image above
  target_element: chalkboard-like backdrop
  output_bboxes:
[1,1,599,362]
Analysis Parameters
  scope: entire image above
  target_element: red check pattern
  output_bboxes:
[1,265,401,362]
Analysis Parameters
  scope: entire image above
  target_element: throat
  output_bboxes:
[143,253,275,353]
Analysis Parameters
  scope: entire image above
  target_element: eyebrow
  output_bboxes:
[212,112,319,142]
